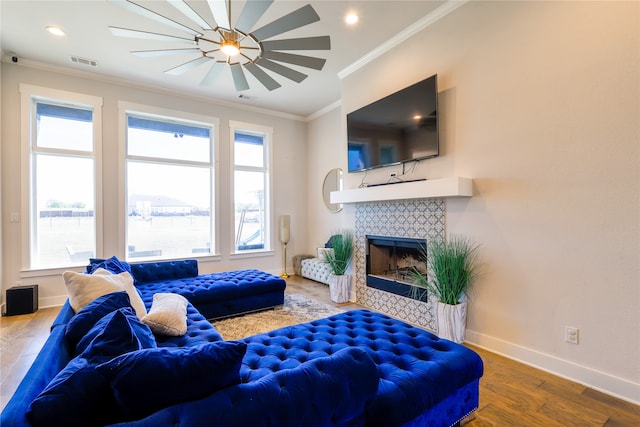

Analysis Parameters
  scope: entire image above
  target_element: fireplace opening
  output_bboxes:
[366,235,427,301]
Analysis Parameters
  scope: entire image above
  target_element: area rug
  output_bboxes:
[212,293,344,340]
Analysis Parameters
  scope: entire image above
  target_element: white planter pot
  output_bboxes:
[328,274,351,303]
[436,301,467,344]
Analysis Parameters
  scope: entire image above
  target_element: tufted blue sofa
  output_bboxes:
[1,259,483,427]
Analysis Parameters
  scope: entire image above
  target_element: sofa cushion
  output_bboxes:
[142,293,188,336]
[75,307,156,356]
[63,269,147,318]
[26,308,155,427]
[65,291,133,349]
[96,340,247,420]
[153,303,224,348]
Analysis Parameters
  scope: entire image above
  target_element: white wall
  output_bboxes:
[305,105,354,253]
[316,1,638,403]
[1,62,308,307]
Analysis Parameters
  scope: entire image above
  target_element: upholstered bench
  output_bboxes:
[293,254,314,276]
[300,257,333,285]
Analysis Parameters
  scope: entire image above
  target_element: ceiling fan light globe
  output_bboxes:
[221,42,240,57]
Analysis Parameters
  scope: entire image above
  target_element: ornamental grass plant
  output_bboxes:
[410,235,480,305]
[323,230,354,276]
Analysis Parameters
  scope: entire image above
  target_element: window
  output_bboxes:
[20,85,103,269]
[125,109,216,260]
[231,121,272,253]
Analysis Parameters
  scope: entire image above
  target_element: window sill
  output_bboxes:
[229,250,274,260]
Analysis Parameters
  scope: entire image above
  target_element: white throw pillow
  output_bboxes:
[317,247,334,262]
[142,293,188,336]
[62,270,147,319]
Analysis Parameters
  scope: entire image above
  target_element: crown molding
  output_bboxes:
[337,0,469,80]
[306,99,341,122]
[1,55,307,122]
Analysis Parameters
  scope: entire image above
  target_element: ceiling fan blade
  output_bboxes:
[108,0,201,36]
[167,0,213,30]
[230,63,250,91]
[235,0,274,34]
[200,61,225,86]
[207,0,230,30]
[255,58,307,83]
[261,36,330,51]
[251,4,319,41]
[109,27,196,43]
[262,51,326,70]
[132,48,201,57]
[244,63,281,91]
[165,56,210,75]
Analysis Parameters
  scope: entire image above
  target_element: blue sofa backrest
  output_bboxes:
[130,259,198,284]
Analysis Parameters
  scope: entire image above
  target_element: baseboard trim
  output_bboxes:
[39,295,67,309]
[1,295,65,315]
[465,329,640,405]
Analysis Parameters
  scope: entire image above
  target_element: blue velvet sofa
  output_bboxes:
[1,259,483,427]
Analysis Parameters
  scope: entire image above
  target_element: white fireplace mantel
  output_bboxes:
[330,177,472,204]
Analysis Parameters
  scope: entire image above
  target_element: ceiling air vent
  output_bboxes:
[70,56,98,67]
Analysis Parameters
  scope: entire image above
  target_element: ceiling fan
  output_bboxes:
[108,0,331,92]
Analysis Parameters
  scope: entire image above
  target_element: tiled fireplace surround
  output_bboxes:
[354,198,446,331]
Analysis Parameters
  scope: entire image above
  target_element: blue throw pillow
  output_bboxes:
[96,340,247,420]
[75,307,156,357]
[26,357,118,427]
[26,308,155,427]
[65,291,133,351]
[87,256,135,281]
[325,235,342,248]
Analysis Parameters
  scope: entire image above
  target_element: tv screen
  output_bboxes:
[347,74,439,173]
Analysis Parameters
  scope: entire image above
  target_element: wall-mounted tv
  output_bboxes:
[347,74,439,173]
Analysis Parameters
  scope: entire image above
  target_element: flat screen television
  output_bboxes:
[347,74,439,173]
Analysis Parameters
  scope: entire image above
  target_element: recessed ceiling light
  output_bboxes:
[46,26,65,36]
[345,12,359,25]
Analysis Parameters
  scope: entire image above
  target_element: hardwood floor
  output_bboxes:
[1,275,639,425]
[0,305,59,411]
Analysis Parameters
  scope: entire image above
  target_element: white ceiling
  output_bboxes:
[1,1,446,117]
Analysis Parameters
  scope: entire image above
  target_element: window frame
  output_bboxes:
[118,102,220,261]
[20,84,103,272]
[229,120,273,257]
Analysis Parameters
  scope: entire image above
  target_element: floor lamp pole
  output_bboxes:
[281,242,289,278]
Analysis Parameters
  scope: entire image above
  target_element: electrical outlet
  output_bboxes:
[565,326,579,344]
[10,212,19,223]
